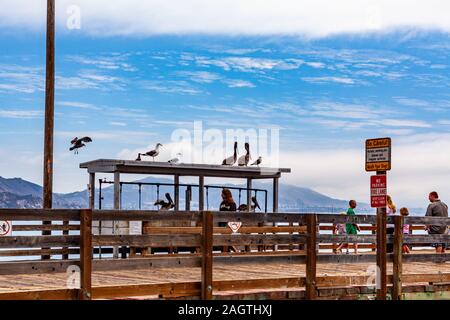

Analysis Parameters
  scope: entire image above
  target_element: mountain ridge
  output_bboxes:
[0,175,372,212]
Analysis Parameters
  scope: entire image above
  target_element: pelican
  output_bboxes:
[168,153,182,164]
[238,142,251,166]
[222,142,238,165]
[154,193,175,210]
[69,136,92,154]
[141,143,163,161]
[250,156,262,167]
[237,196,261,212]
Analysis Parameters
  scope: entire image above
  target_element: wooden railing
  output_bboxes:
[0,209,450,300]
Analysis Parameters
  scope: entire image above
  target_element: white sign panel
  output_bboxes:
[129,221,142,235]
[0,221,12,236]
[227,222,242,233]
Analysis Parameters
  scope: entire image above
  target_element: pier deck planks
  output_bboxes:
[0,258,449,298]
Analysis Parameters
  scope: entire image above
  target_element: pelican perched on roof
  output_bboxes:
[222,142,238,166]
[168,153,182,165]
[154,193,175,210]
[238,142,251,166]
[237,196,261,212]
[69,136,92,154]
[141,143,163,161]
[250,156,262,167]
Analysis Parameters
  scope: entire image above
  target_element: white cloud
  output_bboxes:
[223,79,255,88]
[0,110,43,119]
[0,64,43,93]
[301,76,359,85]
[1,1,450,37]
[141,80,202,95]
[176,71,221,83]
[58,101,100,110]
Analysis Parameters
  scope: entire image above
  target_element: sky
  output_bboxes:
[1,1,450,207]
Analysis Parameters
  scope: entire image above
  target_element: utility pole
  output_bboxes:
[42,0,55,260]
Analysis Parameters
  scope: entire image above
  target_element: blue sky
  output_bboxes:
[1,1,450,207]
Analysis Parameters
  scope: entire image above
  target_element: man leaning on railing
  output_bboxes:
[425,191,448,254]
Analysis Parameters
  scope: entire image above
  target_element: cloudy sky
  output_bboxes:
[1,0,450,207]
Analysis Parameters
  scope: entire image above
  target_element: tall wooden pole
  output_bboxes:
[43,0,55,210]
[42,0,55,260]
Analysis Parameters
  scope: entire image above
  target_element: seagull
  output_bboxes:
[168,153,182,164]
[250,156,262,167]
[154,192,175,210]
[69,137,92,154]
[222,141,238,165]
[135,153,142,161]
[141,143,163,161]
[237,196,261,212]
[238,142,251,166]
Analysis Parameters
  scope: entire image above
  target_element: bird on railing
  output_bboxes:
[69,137,92,154]
[238,142,251,166]
[135,153,142,161]
[168,153,182,164]
[154,192,175,210]
[250,156,262,167]
[238,196,261,212]
[222,141,238,165]
[141,143,163,161]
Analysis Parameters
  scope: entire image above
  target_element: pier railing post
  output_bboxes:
[306,214,317,300]
[392,215,403,300]
[376,205,387,300]
[79,209,92,300]
[201,211,213,300]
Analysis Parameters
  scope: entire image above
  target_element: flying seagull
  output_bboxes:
[250,156,262,167]
[168,153,182,164]
[141,143,163,161]
[69,137,92,154]
[222,142,238,166]
[238,142,251,166]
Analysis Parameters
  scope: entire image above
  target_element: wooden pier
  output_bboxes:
[0,209,450,300]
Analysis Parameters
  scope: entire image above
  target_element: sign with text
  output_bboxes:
[371,175,387,208]
[365,137,391,172]
[0,221,12,236]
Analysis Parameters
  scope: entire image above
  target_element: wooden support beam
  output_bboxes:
[305,214,317,299]
[392,215,403,300]
[376,195,387,300]
[201,211,213,300]
[174,175,180,211]
[273,177,279,212]
[199,176,204,211]
[113,171,120,259]
[79,209,92,300]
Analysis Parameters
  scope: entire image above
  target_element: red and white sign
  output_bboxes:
[371,175,387,208]
[0,221,12,236]
[228,222,242,233]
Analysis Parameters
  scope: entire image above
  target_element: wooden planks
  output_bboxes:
[0,235,80,248]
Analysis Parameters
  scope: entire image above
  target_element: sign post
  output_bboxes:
[366,137,391,300]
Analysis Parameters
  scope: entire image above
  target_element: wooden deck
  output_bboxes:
[1,257,449,299]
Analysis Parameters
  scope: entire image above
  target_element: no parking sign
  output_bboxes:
[0,221,12,236]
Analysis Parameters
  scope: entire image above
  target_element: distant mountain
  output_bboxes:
[0,176,372,212]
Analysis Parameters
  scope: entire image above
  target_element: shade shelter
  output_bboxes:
[80,159,291,212]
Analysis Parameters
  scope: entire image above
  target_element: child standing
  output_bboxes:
[346,200,361,254]
[334,212,348,254]
[400,207,411,254]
